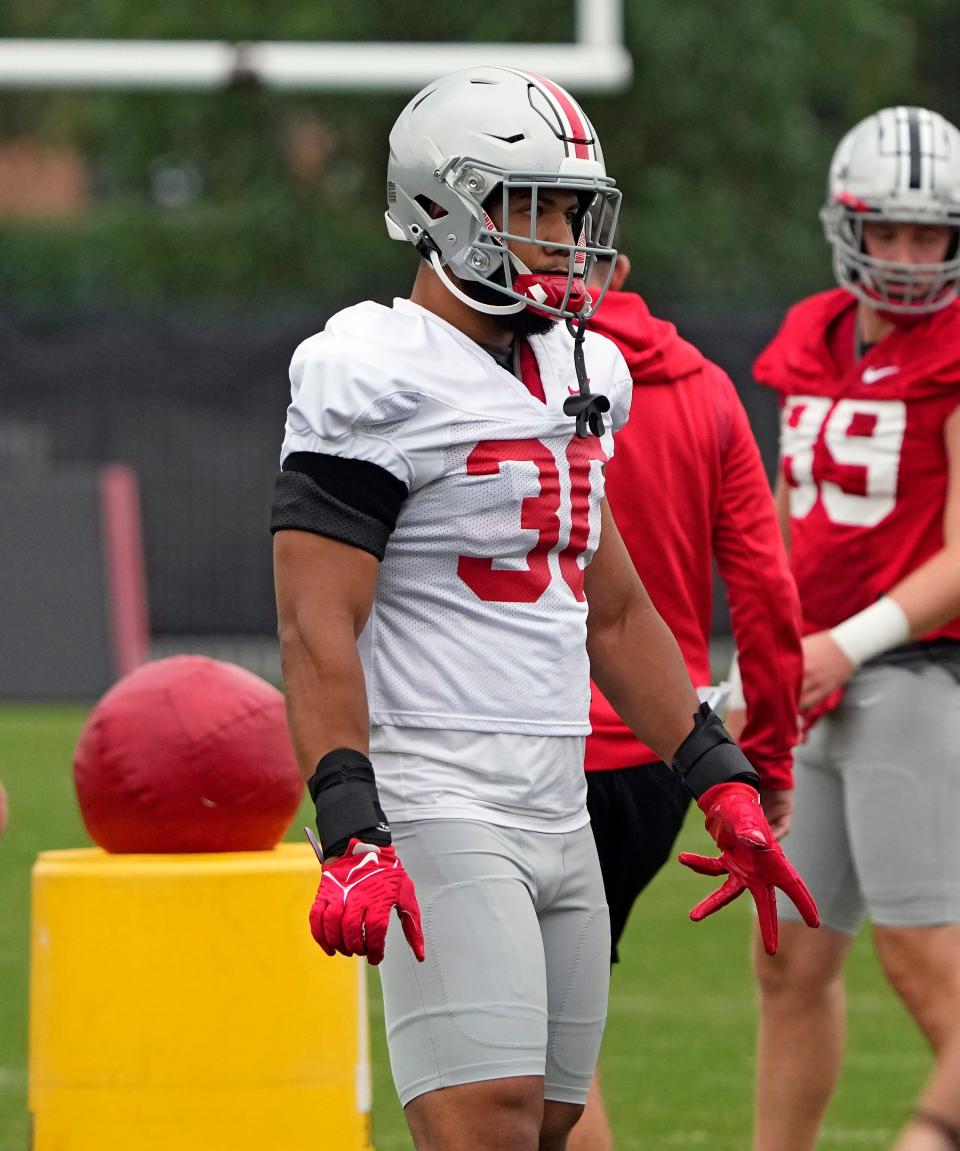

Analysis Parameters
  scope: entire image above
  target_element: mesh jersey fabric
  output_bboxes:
[279,296,632,823]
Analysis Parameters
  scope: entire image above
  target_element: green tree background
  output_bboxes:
[1,0,957,312]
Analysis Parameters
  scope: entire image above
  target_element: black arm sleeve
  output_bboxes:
[270,452,409,560]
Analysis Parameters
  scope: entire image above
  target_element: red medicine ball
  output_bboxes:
[74,655,303,853]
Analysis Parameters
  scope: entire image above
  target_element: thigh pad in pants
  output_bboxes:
[377,819,611,1107]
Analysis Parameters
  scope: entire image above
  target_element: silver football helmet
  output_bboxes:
[820,106,960,314]
[385,66,621,320]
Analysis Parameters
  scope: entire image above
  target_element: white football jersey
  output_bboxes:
[281,297,632,825]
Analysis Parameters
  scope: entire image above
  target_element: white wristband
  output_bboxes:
[828,596,910,668]
[725,652,745,710]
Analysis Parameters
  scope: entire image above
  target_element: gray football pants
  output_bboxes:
[377,818,610,1107]
[778,662,960,935]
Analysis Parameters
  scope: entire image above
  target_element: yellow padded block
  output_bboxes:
[29,844,373,1151]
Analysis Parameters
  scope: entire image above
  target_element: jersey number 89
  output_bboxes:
[780,396,907,528]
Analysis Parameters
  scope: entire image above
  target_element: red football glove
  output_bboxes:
[679,782,820,955]
[309,838,425,966]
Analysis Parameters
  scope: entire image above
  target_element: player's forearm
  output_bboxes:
[587,593,700,763]
[278,620,371,780]
[823,543,960,673]
[887,542,960,638]
[714,442,802,783]
[887,407,960,641]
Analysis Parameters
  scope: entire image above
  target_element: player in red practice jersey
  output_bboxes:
[566,254,803,1151]
[738,107,960,1151]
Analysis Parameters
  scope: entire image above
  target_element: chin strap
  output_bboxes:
[420,235,610,437]
[427,250,526,316]
[562,316,611,438]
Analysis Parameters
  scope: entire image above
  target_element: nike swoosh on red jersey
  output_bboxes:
[861,365,899,384]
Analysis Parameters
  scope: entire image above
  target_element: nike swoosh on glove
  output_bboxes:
[309,838,425,966]
[678,782,820,955]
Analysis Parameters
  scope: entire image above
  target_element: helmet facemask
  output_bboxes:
[822,200,960,315]
[412,158,621,322]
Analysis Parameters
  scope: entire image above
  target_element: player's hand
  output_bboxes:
[800,630,855,709]
[309,838,425,966]
[679,782,819,954]
[760,786,793,840]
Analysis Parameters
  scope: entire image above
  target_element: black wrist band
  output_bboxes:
[307,747,392,858]
[913,1110,960,1149]
[671,703,761,800]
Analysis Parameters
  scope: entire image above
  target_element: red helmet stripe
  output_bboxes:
[521,71,595,160]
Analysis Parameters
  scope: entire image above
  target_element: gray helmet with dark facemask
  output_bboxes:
[820,106,960,315]
[385,66,621,322]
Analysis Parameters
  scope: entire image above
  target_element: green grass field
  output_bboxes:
[0,706,930,1150]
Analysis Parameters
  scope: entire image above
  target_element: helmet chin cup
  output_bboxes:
[512,273,589,318]
[826,227,960,316]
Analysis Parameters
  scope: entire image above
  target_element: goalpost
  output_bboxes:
[0,0,630,93]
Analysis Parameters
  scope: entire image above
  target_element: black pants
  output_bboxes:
[585,762,691,962]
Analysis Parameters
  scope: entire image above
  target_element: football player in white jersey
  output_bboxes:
[271,66,818,1151]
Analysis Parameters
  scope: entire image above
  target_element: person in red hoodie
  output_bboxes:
[743,107,960,1151]
[567,253,804,1151]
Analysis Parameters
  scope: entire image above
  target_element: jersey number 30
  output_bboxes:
[781,396,906,527]
[457,437,607,603]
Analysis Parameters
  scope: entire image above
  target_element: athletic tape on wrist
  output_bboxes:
[307,748,392,859]
[828,596,910,667]
[671,703,760,800]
